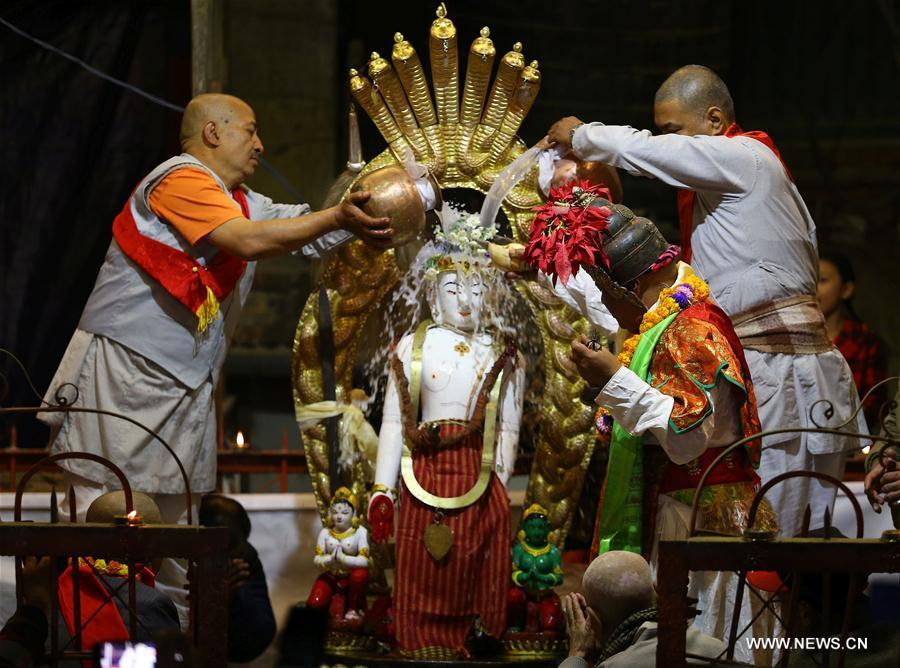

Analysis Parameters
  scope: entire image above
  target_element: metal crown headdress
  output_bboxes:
[522,503,549,521]
[348,3,541,191]
[330,486,359,513]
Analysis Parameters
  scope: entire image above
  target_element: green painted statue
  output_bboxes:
[507,504,563,634]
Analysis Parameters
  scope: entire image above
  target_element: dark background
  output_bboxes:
[2,0,899,452]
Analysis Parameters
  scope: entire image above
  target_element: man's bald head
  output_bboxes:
[654,65,734,136]
[86,491,163,525]
[655,65,734,123]
[178,93,263,188]
[582,551,655,629]
[180,94,254,151]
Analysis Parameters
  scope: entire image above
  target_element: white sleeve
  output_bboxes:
[572,123,758,195]
[242,188,353,258]
[595,366,742,465]
[537,268,619,337]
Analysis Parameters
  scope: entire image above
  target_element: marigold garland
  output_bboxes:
[80,556,129,578]
[617,273,710,369]
[78,556,155,584]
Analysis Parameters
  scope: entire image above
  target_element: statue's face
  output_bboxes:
[433,271,484,332]
[523,515,550,545]
[329,500,355,532]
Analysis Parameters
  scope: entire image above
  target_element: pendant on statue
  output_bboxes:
[454,341,471,356]
[424,511,453,561]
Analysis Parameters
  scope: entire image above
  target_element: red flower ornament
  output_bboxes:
[524,180,612,286]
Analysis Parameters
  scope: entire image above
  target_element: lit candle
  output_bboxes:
[114,510,143,527]
[235,430,249,450]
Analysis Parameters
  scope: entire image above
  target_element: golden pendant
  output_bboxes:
[424,512,453,561]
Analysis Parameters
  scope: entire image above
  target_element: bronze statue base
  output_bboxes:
[321,633,565,666]
[323,630,378,654]
[502,633,568,660]
[321,653,562,667]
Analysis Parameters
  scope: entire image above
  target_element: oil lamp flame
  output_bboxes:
[235,430,248,450]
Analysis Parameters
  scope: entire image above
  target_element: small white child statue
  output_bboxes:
[306,487,370,623]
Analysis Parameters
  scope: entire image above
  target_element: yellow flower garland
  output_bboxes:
[617,274,710,368]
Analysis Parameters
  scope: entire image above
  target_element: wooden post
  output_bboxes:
[657,540,689,668]
[190,0,226,95]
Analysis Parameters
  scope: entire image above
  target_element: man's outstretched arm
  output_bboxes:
[207,190,392,260]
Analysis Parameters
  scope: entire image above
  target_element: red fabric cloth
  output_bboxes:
[394,422,510,655]
[677,123,793,262]
[507,588,561,633]
[834,317,890,428]
[57,564,129,657]
[306,569,369,617]
[112,186,249,317]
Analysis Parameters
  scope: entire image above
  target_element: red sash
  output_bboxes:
[112,184,249,333]
[676,123,793,262]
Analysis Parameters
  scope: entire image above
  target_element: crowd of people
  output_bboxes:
[3,59,896,667]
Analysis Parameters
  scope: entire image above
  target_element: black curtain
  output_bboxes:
[0,0,190,447]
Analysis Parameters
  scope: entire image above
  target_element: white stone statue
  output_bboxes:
[306,487,370,623]
[367,214,525,657]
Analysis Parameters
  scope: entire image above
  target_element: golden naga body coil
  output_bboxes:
[367,52,435,167]
[429,3,459,127]
[348,68,414,163]
[455,27,496,174]
[471,43,524,153]
[392,33,445,176]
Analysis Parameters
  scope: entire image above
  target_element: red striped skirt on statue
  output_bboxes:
[394,421,510,657]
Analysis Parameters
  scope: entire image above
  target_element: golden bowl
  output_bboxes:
[349,165,428,247]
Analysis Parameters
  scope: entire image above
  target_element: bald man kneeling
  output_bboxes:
[559,551,726,668]
[40,93,392,626]
[55,492,180,654]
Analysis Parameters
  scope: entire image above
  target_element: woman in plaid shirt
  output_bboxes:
[817,252,890,431]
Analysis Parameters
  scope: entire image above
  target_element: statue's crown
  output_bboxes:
[522,503,549,521]
[424,213,495,279]
[330,486,359,513]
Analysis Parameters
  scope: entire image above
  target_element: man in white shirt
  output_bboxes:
[545,64,865,538]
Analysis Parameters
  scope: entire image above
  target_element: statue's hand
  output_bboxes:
[368,492,394,543]
[334,546,348,567]
[503,244,538,282]
[537,571,559,587]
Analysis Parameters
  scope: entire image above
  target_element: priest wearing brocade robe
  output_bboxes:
[519,186,778,664]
